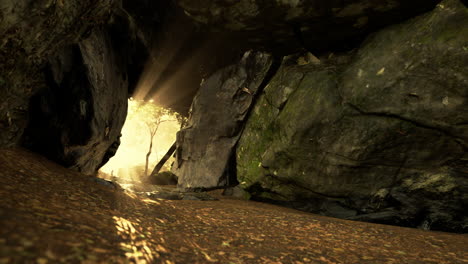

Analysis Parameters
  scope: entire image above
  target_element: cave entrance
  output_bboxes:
[99,98,181,189]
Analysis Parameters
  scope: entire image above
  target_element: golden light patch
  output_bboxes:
[100,99,180,182]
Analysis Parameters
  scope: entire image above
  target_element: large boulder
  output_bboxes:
[236,0,468,232]
[0,0,175,174]
[22,29,128,175]
[176,0,441,52]
[0,0,209,174]
[148,171,178,186]
[172,51,276,190]
[0,0,133,174]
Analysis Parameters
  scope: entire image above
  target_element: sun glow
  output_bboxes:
[100,99,180,183]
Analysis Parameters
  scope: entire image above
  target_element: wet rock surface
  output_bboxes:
[236,0,468,232]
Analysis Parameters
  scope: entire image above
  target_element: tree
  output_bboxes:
[127,99,176,178]
[148,112,187,178]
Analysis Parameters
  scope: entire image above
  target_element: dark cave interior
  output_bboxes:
[0,0,467,262]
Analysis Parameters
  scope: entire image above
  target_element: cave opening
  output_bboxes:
[98,98,181,189]
[1,0,467,261]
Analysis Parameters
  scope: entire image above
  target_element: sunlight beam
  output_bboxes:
[100,100,180,184]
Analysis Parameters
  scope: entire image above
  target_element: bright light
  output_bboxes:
[100,99,180,182]
[113,216,160,263]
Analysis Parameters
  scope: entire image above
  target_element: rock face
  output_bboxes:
[176,0,441,52]
[172,51,276,190]
[0,0,130,174]
[148,171,178,186]
[0,0,115,147]
[237,0,468,232]
[23,29,128,175]
[0,0,245,175]
[0,0,195,174]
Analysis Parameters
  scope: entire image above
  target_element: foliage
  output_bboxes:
[127,98,178,177]
[128,99,172,131]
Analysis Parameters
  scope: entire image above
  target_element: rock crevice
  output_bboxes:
[172,51,275,190]
[346,103,468,151]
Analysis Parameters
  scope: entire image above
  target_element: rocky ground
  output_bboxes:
[0,148,467,264]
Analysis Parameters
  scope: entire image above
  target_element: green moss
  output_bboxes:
[237,61,340,198]
[237,63,302,186]
[236,95,277,185]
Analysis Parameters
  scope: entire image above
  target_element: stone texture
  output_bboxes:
[0,0,204,173]
[0,0,150,174]
[236,0,468,232]
[0,0,115,147]
[148,171,178,186]
[172,51,275,190]
[222,185,252,200]
[176,0,441,52]
[22,29,128,175]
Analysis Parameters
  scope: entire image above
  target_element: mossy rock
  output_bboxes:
[148,171,178,185]
[236,0,468,232]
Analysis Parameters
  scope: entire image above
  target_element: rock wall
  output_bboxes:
[22,29,128,175]
[0,0,115,147]
[173,51,275,190]
[237,0,468,232]
[0,0,197,174]
[0,0,246,175]
[0,0,129,174]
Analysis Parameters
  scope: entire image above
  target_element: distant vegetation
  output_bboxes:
[100,99,182,183]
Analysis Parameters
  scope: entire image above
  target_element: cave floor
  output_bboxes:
[0,149,466,264]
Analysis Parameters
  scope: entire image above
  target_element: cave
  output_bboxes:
[0,0,467,262]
